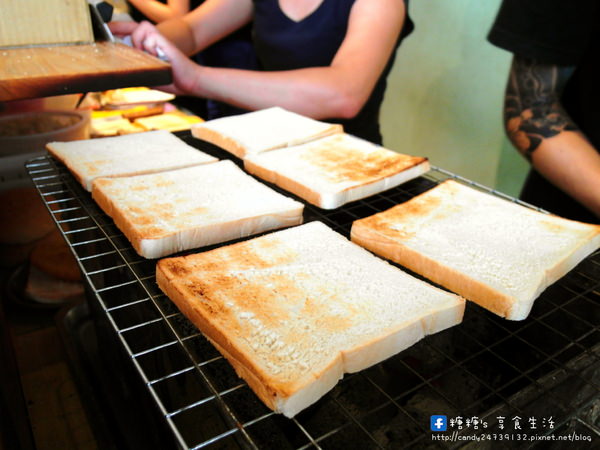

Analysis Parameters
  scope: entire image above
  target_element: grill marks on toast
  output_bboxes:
[157,222,465,416]
[351,180,600,320]
[92,161,304,258]
[244,132,431,208]
[301,136,426,184]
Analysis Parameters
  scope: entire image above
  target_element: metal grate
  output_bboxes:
[26,134,600,449]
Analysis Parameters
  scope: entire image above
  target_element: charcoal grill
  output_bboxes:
[26,132,600,449]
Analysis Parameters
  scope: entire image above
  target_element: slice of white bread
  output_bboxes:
[351,180,600,320]
[156,221,465,417]
[101,87,175,107]
[47,130,217,191]
[244,133,430,209]
[92,161,304,258]
[191,107,343,158]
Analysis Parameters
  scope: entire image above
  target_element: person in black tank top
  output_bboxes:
[252,0,412,143]
[110,0,413,144]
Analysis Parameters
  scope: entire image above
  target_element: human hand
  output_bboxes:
[109,21,199,97]
[108,20,140,39]
[108,20,159,51]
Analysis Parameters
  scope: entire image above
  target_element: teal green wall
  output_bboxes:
[495,132,530,196]
[381,0,529,196]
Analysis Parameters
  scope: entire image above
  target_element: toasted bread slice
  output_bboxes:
[134,111,203,132]
[90,115,144,137]
[47,130,217,191]
[191,107,343,158]
[156,221,465,417]
[101,87,175,108]
[244,133,430,209]
[351,180,600,320]
[92,161,304,258]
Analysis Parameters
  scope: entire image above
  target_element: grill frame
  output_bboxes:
[26,134,600,449]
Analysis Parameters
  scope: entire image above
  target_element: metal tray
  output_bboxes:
[26,133,600,449]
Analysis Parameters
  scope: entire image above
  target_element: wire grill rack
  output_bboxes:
[26,134,600,449]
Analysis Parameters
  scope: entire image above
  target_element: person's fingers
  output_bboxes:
[131,21,158,49]
[141,34,159,56]
[150,34,195,94]
[154,84,181,95]
[144,32,177,61]
[107,21,138,37]
[110,21,190,95]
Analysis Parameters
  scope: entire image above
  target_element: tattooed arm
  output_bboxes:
[504,56,600,218]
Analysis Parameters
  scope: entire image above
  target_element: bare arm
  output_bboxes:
[504,56,600,218]
[131,0,405,119]
[110,0,253,56]
[199,0,404,118]
[178,0,254,53]
[111,0,404,119]
[127,0,190,23]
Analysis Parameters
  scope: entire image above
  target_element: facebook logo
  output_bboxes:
[430,415,447,432]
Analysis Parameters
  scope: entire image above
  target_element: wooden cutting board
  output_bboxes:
[0,42,172,102]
